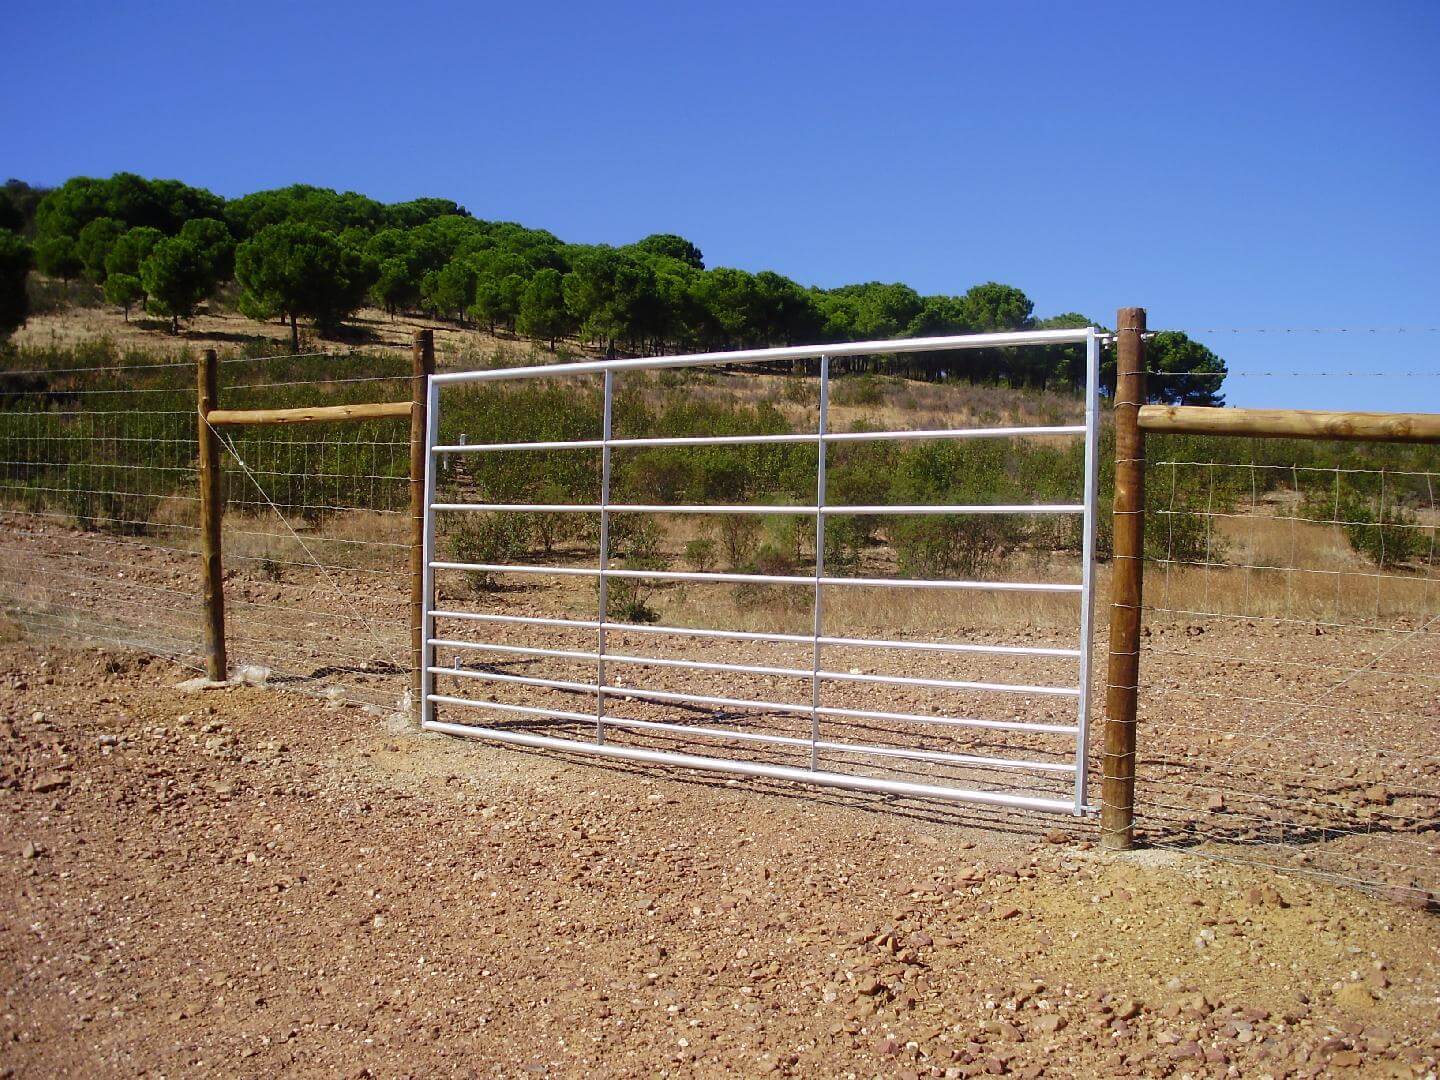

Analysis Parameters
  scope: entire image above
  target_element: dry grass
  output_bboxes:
[1153,514,1438,626]
[615,369,1083,433]
[11,296,563,368]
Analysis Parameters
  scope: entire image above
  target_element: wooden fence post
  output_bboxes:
[1102,307,1147,849]
[197,348,227,682]
[410,329,436,712]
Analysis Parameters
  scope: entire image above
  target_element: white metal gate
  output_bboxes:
[420,328,1101,814]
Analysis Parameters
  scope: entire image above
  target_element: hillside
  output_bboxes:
[1,173,1229,405]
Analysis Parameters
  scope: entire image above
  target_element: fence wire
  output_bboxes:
[5,342,1440,905]
[0,349,414,714]
[1137,406,1440,905]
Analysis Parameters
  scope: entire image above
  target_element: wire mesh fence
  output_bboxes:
[3,334,1438,904]
[0,346,415,713]
[1135,367,1440,905]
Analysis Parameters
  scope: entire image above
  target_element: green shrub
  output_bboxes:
[891,515,1021,579]
[716,514,762,570]
[780,379,819,406]
[752,541,796,575]
[449,513,531,592]
[822,517,867,573]
[683,537,716,573]
[62,463,154,535]
[1144,507,1218,565]
[1338,496,1424,567]
[601,515,663,622]
[531,482,580,555]
[760,508,807,563]
[830,374,888,407]
[1298,487,1425,568]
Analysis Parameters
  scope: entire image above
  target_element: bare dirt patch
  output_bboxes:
[2,632,1438,1077]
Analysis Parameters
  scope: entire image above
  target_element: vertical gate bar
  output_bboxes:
[419,377,440,728]
[1073,328,1101,812]
[197,348,227,682]
[596,370,615,744]
[410,329,435,711]
[810,355,830,771]
[1102,307,1148,848]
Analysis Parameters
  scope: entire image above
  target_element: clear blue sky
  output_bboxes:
[6,0,1437,409]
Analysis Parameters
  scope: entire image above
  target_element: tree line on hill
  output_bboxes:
[0,174,1227,403]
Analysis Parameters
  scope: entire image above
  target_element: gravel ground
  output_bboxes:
[3,631,1439,1078]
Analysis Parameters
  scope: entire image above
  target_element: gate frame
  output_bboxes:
[419,327,1104,815]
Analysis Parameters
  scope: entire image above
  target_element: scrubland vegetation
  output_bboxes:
[2,342,1435,629]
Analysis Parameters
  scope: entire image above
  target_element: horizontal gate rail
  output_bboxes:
[429,561,1083,591]
[430,502,1085,515]
[429,610,1082,658]
[419,327,1102,814]
[431,424,1086,453]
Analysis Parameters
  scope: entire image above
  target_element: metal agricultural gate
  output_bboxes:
[419,329,1102,815]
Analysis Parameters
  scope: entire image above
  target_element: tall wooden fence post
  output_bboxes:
[409,329,436,713]
[197,348,227,682]
[1102,307,1147,849]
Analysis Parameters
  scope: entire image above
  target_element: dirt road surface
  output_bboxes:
[3,631,1438,1078]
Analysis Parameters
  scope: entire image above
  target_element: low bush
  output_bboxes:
[683,537,716,573]
[830,374,889,407]
[448,513,531,592]
[716,514,762,570]
[890,514,1021,579]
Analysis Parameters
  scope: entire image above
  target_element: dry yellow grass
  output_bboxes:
[12,298,560,368]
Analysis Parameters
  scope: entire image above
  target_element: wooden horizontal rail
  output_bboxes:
[204,400,414,426]
[1138,404,1440,444]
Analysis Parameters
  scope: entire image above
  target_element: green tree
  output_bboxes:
[179,217,236,281]
[371,257,420,315]
[234,222,374,351]
[364,228,427,314]
[103,172,223,232]
[32,177,108,241]
[562,246,657,353]
[1146,330,1227,405]
[954,282,1035,385]
[959,282,1034,331]
[34,235,81,281]
[515,268,574,348]
[383,198,469,229]
[631,233,704,269]
[906,295,970,338]
[468,249,532,331]
[0,191,23,233]
[103,272,145,321]
[696,267,769,348]
[423,253,482,322]
[35,173,222,240]
[225,184,383,238]
[104,226,164,279]
[140,236,215,332]
[1,180,48,233]
[754,270,822,345]
[0,229,32,339]
[828,282,924,339]
[75,217,126,282]
[1033,312,1098,392]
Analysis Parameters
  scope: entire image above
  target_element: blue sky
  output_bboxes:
[5,0,1437,408]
